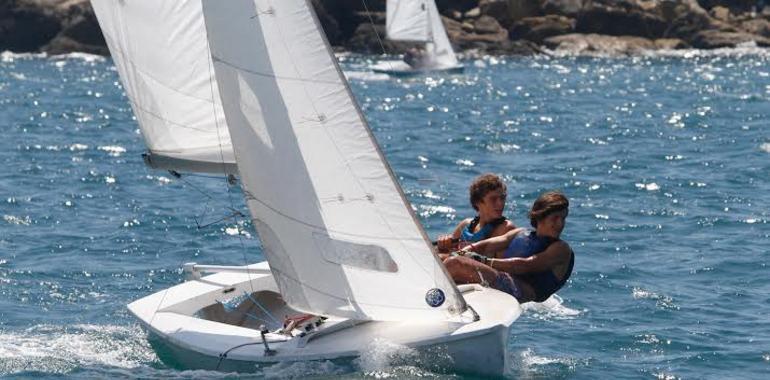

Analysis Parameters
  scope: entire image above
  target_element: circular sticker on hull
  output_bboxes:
[425,288,445,307]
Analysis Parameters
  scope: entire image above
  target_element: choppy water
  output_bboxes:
[1,49,769,379]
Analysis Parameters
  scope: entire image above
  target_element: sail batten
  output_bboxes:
[91,0,236,174]
[203,0,466,321]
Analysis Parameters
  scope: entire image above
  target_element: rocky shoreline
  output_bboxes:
[2,0,770,57]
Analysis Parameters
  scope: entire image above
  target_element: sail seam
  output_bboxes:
[265,0,385,228]
[102,31,222,106]
[244,190,421,242]
[211,55,341,86]
[128,99,214,134]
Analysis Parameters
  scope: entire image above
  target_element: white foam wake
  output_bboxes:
[344,70,391,81]
[522,294,584,320]
[508,347,587,377]
[49,52,106,63]
[1,51,47,62]
[0,324,155,375]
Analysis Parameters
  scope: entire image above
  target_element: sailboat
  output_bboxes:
[372,0,464,76]
[93,0,519,376]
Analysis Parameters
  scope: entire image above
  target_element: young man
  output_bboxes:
[436,173,517,254]
[443,191,574,303]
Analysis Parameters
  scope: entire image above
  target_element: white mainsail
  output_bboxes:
[386,0,430,42]
[202,0,466,321]
[386,0,459,68]
[91,0,236,174]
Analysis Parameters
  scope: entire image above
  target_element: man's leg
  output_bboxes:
[443,255,498,285]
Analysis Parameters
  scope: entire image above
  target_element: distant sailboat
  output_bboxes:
[372,0,464,76]
[92,0,237,175]
[93,0,517,375]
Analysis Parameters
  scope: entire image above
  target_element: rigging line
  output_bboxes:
[202,4,258,297]
[360,0,395,71]
[176,174,216,200]
[210,55,342,86]
[215,342,264,370]
[195,210,245,230]
[361,0,393,59]
[174,172,234,180]
[192,197,213,230]
[202,20,232,184]
[243,291,280,325]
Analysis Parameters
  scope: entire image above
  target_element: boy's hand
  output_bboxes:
[436,234,454,253]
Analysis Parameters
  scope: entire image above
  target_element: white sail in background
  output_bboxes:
[91,0,236,174]
[202,0,466,321]
[386,0,430,42]
[386,0,459,68]
[425,0,459,67]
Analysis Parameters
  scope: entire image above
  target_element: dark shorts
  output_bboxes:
[493,272,524,302]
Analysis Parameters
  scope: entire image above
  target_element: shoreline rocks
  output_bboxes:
[3,0,770,57]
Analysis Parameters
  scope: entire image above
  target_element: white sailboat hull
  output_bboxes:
[128,262,520,376]
[372,60,465,77]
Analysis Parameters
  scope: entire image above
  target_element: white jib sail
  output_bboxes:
[202,0,466,321]
[91,0,236,174]
[386,0,430,42]
[426,0,459,67]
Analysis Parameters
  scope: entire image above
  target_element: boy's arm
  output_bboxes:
[488,241,571,274]
[437,218,472,253]
[451,218,470,239]
[466,228,524,256]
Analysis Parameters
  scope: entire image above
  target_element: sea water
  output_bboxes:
[0,49,768,379]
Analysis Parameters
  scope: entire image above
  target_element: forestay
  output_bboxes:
[91,0,236,174]
[202,0,466,321]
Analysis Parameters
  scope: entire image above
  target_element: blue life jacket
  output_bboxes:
[460,216,507,243]
[503,229,574,302]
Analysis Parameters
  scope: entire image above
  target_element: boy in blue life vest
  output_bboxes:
[443,191,574,303]
[436,173,517,255]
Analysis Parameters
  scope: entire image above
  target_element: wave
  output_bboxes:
[632,287,679,310]
[344,70,391,81]
[0,324,155,376]
[542,44,770,59]
[522,294,583,320]
[508,347,587,378]
[1,51,47,62]
[353,338,450,378]
[48,52,106,63]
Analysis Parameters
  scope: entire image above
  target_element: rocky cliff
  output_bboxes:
[2,0,770,56]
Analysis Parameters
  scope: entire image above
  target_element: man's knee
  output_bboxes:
[443,255,464,272]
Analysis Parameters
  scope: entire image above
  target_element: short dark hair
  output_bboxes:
[529,191,569,227]
[469,174,506,211]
